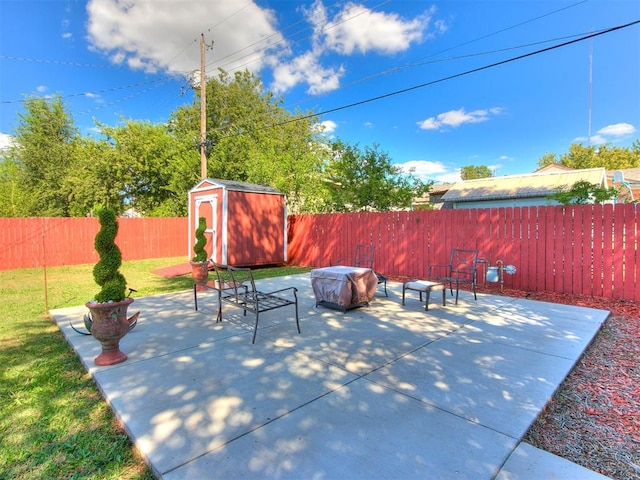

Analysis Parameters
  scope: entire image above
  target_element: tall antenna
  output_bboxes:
[200,33,207,179]
[587,36,593,146]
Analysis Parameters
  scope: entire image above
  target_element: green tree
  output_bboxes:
[0,148,25,216]
[460,165,493,180]
[62,136,127,216]
[4,96,79,216]
[547,180,618,205]
[169,69,326,214]
[537,152,558,167]
[323,141,430,212]
[537,141,640,170]
[98,120,199,216]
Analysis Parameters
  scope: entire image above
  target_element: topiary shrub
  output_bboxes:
[192,217,208,262]
[92,207,127,303]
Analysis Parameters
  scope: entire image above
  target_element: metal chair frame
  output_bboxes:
[428,248,479,305]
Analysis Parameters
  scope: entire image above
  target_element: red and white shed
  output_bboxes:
[188,179,287,266]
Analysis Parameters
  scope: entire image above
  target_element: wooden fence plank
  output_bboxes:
[601,205,615,297]
[502,207,516,290]
[573,206,587,296]
[622,204,638,301]
[536,207,547,292]
[612,205,626,299]
[591,204,604,297]
[560,206,572,294]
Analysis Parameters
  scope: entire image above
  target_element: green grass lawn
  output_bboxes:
[0,258,310,479]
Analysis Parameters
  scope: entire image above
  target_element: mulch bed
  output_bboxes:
[476,286,640,480]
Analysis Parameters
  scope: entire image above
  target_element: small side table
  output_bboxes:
[402,280,446,311]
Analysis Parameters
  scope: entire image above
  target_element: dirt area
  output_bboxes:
[477,286,640,480]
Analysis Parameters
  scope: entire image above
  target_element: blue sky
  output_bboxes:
[1,0,639,183]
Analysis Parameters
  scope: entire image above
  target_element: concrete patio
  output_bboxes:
[51,273,611,479]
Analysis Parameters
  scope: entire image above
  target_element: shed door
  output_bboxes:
[194,194,218,262]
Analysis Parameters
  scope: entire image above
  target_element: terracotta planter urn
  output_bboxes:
[191,261,210,285]
[86,297,135,366]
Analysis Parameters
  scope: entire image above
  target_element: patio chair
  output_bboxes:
[428,248,479,305]
[193,262,246,323]
[223,266,300,344]
[335,243,387,296]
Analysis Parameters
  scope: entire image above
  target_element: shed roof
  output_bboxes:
[190,178,283,195]
[441,168,606,202]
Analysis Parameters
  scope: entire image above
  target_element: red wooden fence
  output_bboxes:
[0,217,189,270]
[287,204,639,302]
[1,205,638,301]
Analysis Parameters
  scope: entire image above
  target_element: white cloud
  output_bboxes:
[433,19,449,34]
[271,51,344,95]
[417,107,503,131]
[319,120,337,134]
[417,118,440,130]
[597,123,636,137]
[0,133,15,150]
[395,159,461,183]
[85,0,444,96]
[435,170,463,183]
[574,135,606,145]
[85,92,104,104]
[396,159,446,175]
[86,0,287,76]
[574,123,636,145]
[321,3,434,55]
[62,3,73,39]
[272,1,435,93]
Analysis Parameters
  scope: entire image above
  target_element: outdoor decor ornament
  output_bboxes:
[83,207,139,366]
[71,288,139,336]
[191,216,210,286]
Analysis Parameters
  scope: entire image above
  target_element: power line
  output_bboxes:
[166,2,254,71]
[421,0,590,61]
[76,77,175,116]
[287,29,602,111]
[0,55,126,69]
[218,19,640,139]
[204,0,350,71]
[1,78,172,105]
[284,0,593,110]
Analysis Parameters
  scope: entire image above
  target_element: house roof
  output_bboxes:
[608,167,640,184]
[190,178,283,195]
[534,164,576,174]
[441,168,607,203]
[428,182,455,194]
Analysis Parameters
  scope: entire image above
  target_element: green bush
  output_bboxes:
[92,207,127,302]
[192,217,208,262]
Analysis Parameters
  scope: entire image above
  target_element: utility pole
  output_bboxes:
[200,33,207,179]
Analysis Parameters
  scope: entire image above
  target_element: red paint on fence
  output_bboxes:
[287,204,639,302]
[1,205,638,302]
[0,217,188,271]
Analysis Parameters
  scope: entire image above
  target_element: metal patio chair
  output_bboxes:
[428,248,479,305]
